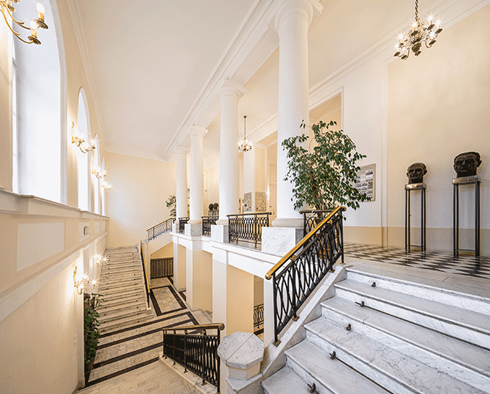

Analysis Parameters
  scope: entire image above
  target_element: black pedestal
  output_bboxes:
[405,183,426,252]
[453,176,481,257]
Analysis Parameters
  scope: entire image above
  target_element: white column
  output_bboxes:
[189,126,207,224]
[217,80,245,225]
[273,0,322,228]
[175,146,188,219]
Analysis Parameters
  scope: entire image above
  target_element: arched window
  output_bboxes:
[13,0,62,202]
[77,88,91,211]
[92,135,101,214]
[101,156,107,216]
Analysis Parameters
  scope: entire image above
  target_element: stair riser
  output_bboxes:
[321,306,490,392]
[99,309,149,324]
[98,285,145,296]
[335,286,490,350]
[100,291,145,302]
[99,278,143,287]
[346,271,490,316]
[286,354,336,394]
[100,302,147,314]
[100,316,151,334]
[305,330,414,394]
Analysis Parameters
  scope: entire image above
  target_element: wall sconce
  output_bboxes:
[92,165,107,179]
[101,180,111,190]
[71,122,96,154]
[94,254,107,266]
[73,266,96,295]
[1,1,48,45]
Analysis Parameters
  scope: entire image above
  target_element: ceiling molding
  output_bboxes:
[105,143,166,162]
[66,0,109,149]
[159,0,285,161]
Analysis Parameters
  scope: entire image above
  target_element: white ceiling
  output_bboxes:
[68,0,447,165]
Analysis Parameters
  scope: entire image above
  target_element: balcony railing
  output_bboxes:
[227,212,271,248]
[300,209,334,237]
[178,217,189,234]
[253,303,264,334]
[147,218,175,241]
[265,207,346,346]
[162,323,224,391]
[202,216,218,236]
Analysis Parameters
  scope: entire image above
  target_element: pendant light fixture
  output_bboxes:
[238,115,252,152]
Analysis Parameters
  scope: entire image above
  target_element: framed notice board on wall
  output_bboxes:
[355,163,376,202]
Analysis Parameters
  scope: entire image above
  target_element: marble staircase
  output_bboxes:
[97,246,152,334]
[262,264,490,394]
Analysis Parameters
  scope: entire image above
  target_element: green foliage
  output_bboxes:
[166,195,176,217]
[84,293,103,365]
[282,120,369,211]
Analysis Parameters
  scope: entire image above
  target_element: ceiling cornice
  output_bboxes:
[66,0,109,149]
[159,0,285,161]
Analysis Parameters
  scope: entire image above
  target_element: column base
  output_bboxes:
[271,217,304,228]
[211,224,229,243]
[262,227,303,257]
[185,223,202,236]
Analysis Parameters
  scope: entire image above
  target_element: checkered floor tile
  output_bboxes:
[344,243,490,280]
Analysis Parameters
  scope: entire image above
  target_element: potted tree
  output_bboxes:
[84,293,103,382]
[282,120,369,213]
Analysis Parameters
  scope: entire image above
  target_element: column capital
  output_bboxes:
[175,146,189,155]
[189,125,208,138]
[218,79,246,101]
[274,0,322,32]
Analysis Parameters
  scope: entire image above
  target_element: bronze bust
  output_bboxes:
[407,162,427,184]
[454,152,481,178]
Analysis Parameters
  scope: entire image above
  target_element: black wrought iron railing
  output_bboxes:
[254,303,264,333]
[178,217,189,234]
[150,258,173,279]
[301,209,334,237]
[139,241,151,307]
[202,216,218,236]
[265,207,346,346]
[162,323,224,391]
[227,212,271,248]
[147,218,175,241]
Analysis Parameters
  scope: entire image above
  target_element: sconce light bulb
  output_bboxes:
[36,3,45,13]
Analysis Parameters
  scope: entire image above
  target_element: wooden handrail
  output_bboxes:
[265,206,346,280]
[162,322,225,332]
[139,240,151,296]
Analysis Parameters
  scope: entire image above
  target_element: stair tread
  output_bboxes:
[336,279,490,335]
[305,318,487,394]
[262,366,313,394]
[99,308,150,324]
[287,340,390,394]
[99,300,146,312]
[321,297,490,377]
[100,313,153,332]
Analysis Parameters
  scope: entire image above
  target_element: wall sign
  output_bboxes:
[355,163,376,202]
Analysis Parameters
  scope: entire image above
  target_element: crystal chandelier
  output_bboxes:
[101,180,112,190]
[71,122,96,153]
[1,1,48,45]
[238,116,252,152]
[394,0,442,60]
[92,165,107,179]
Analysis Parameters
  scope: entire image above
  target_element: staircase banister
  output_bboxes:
[265,206,346,280]
[227,212,272,217]
[146,217,175,231]
[162,322,225,332]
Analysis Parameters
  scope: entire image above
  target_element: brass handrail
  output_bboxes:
[265,206,346,280]
[162,323,225,332]
[139,240,151,296]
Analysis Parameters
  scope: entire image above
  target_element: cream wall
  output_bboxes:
[151,242,173,259]
[209,164,220,208]
[105,151,176,247]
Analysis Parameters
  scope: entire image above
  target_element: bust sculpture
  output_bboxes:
[406,162,427,184]
[454,152,481,178]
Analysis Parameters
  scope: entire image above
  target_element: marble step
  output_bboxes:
[98,278,144,290]
[345,266,490,316]
[305,318,487,394]
[99,299,147,315]
[98,306,150,325]
[98,275,143,287]
[262,366,321,394]
[335,280,490,350]
[99,291,146,305]
[104,260,140,268]
[97,283,145,295]
[99,312,153,334]
[101,266,140,274]
[320,297,490,392]
[286,340,390,394]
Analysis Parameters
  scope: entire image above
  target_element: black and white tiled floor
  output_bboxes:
[344,243,490,280]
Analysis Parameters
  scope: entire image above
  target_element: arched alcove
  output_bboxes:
[93,135,101,214]
[77,88,91,211]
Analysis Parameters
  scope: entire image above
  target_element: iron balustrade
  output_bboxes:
[162,323,224,391]
[300,209,334,237]
[147,218,175,241]
[227,212,271,248]
[150,258,173,278]
[265,207,346,346]
[253,304,264,332]
[139,241,151,307]
[178,217,189,234]
[202,216,218,236]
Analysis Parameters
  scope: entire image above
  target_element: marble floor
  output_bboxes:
[344,243,490,280]
[84,277,199,388]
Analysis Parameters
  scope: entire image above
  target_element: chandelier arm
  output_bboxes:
[4,4,31,30]
[1,10,34,43]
